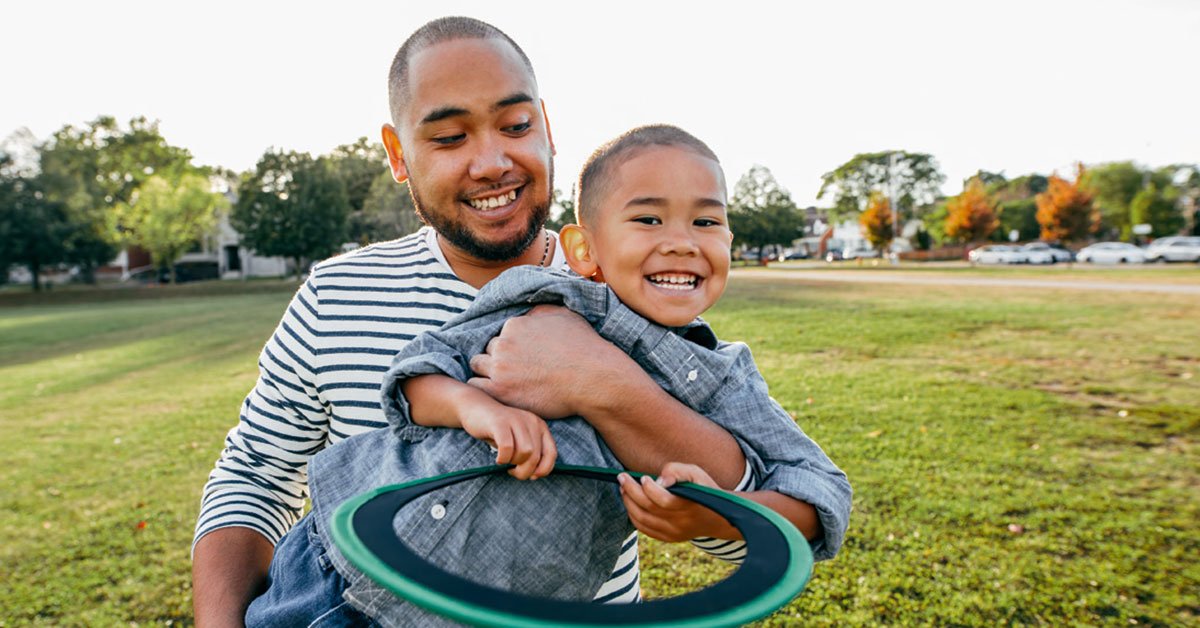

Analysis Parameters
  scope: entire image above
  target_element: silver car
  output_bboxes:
[968,244,1029,264]
[1021,242,1074,264]
[1144,236,1200,263]
[1076,242,1146,264]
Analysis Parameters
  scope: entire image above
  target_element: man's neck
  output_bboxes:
[437,231,553,289]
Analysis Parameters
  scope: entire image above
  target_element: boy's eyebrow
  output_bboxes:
[419,93,534,126]
[625,196,727,209]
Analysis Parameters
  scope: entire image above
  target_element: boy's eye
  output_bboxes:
[632,216,661,225]
[431,134,465,146]
[694,218,724,227]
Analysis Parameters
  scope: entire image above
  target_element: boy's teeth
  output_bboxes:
[469,190,517,210]
[648,273,698,290]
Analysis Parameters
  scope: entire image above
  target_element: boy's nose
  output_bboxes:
[468,135,513,181]
[658,229,700,256]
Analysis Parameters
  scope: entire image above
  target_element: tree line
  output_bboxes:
[3,117,1198,291]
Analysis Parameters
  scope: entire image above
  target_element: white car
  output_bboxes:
[1076,242,1146,264]
[1021,242,1074,264]
[1144,236,1200,263]
[968,244,1029,264]
[842,247,881,260]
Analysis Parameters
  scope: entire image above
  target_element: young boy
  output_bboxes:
[247,125,851,627]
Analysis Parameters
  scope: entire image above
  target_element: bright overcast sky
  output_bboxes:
[4,0,1197,206]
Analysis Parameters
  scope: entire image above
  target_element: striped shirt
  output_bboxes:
[195,227,750,604]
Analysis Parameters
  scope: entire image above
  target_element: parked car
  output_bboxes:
[1144,236,1200,263]
[842,247,880,260]
[1076,242,1146,264]
[1021,242,1074,264]
[784,250,810,260]
[968,244,1029,264]
[824,249,844,262]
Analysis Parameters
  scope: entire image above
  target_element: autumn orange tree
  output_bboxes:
[1036,164,1100,243]
[944,178,1000,243]
[859,192,894,252]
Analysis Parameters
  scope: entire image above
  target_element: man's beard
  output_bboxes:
[409,166,553,262]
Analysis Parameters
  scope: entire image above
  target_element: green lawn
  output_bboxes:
[1,274,1197,626]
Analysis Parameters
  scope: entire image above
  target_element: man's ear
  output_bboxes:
[381,124,408,183]
[540,99,556,157]
[559,224,602,281]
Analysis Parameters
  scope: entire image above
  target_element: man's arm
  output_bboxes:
[466,306,746,489]
[191,528,273,628]
[192,278,332,624]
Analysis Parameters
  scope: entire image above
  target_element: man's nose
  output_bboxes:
[468,134,513,180]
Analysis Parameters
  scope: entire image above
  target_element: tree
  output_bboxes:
[38,116,195,281]
[859,192,895,253]
[354,169,423,244]
[233,149,350,276]
[728,165,803,262]
[944,179,1000,244]
[1081,161,1149,240]
[545,187,576,233]
[112,173,225,283]
[329,137,388,214]
[1036,165,1099,244]
[817,150,945,224]
[0,155,73,291]
[1129,183,1183,239]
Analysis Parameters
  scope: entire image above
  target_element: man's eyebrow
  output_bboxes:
[420,106,470,125]
[491,93,533,112]
[418,93,533,126]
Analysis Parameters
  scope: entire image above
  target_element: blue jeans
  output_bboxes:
[244,514,378,628]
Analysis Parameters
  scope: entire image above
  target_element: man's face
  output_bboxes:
[395,37,553,261]
[585,146,733,327]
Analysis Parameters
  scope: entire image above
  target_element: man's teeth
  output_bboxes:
[648,273,698,290]
[468,190,517,210]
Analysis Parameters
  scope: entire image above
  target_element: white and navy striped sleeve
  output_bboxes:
[688,459,756,564]
[193,277,332,549]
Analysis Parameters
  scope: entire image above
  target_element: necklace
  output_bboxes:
[538,230,551,267]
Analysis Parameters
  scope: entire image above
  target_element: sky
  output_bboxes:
[4,0,1198,207]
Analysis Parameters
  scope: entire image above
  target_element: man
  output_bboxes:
[192,17,747,626]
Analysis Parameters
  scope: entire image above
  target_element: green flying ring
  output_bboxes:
[329,464,812,628]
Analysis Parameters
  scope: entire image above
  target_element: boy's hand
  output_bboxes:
[460,403,557,481]
[617,462,737,542]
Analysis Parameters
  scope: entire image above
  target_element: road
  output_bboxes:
[733,268,1200,295]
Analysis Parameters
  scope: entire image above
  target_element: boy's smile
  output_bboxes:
[584,146,732,327]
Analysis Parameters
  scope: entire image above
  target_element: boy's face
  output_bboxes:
[585,146,733,327]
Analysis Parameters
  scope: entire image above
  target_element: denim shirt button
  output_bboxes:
[687,369,698,382]
[430,503,447,520]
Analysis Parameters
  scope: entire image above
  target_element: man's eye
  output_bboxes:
[505,122,532,134]
[431,134,465,146]
[632,216,661,225]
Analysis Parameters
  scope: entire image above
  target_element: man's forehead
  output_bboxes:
[403,37,537,123]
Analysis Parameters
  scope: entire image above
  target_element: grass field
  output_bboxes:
[1,271,1197,626]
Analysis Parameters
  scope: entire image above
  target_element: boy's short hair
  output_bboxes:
[575,124,721,225]
[388,17,536,128]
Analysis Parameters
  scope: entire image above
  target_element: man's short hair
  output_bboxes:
[575,124,722,225]
[388,17,536,128]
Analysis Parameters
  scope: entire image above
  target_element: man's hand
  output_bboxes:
[468,305,621,419]
[617,462,739,542]
[460,402,557,481]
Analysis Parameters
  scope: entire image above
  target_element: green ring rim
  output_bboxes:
[329,464,813,628]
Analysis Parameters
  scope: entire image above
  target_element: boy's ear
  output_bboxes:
[559,224,602,280]
[381,124,408,183]
[540,99,556,157]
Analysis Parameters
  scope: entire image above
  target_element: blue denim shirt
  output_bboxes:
[309,266,851,626]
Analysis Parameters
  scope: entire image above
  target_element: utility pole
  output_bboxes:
[889,152,900,265]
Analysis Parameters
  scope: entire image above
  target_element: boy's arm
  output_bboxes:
[617,463,822,542]
[465,306,748,489]
[403,374,556,480]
